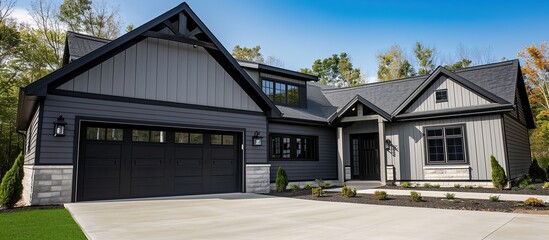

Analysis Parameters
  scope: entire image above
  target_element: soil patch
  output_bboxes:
[382,183,549,196]
[0,205,64,213]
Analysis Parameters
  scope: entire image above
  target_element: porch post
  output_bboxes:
[337,127,344,184]
[378,116,387,185]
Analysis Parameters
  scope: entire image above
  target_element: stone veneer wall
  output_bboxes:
[22,165,73,206]
[245,164,270,193]
[424,166,470,180]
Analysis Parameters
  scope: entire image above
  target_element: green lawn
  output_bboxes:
[0,208,86,240]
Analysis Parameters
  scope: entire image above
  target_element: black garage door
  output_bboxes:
[76,122,242,201]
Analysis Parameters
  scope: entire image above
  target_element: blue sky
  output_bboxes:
[13,0,549,81]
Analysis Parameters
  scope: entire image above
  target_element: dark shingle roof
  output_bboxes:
[277,82,338,123]
[65,31,110,60]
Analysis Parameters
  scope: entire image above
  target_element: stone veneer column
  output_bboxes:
[22,165,73,206]
[245,164,271,193]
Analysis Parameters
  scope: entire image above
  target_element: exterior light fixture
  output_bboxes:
[53,114,67,137]
[385,139,392,151]
[252,131,263,146]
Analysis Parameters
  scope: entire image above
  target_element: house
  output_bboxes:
[17,3,534,205]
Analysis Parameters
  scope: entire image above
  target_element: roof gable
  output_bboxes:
[20,3,280,125]
[329,95,392,122]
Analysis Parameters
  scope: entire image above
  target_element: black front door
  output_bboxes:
[350,133,380,180]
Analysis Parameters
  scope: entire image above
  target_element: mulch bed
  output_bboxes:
[266,189,549,214]
[0,205,64,213]
[382,183,549,196]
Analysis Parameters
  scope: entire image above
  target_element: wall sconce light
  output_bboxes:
[53,114,67,137]
[252,131,263,146]
[385,139,392,151]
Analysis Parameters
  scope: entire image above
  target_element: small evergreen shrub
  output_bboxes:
[314,179,325,189]
[275,167,289,192]
[542,182,549,189]
[304,183,313,190]
[432,184,441,189]
[529,159,547,182]
[0,153,24,208]
[453,184,461,188]
[513,175,533,189]
[445,193,455,199]
[312,187,325,197]
[525,185,536,190]
[374,191,388,200]
[512,186,520,191]
[489,195,500,202]
[464,185,474,189]
[523,197,545,207]
[340,184,357,197]
[289,183,300,191]
[400,182,411,188]
[490,155,507,190]
[423,183,432,188]
[410,191,422,202]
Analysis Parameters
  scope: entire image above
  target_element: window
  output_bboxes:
[86,127,123,141]
[175,132,203,144]
[270,134,317,160]
[425,125,466,164]
[261,79,301,106]
[211,134,234,145]
[435,89,448,103]
[132,130,165,143]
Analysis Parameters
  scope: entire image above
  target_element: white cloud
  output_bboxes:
[366,76,379,83]
[11,7,35,27]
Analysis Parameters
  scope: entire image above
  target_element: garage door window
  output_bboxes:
[175,132,203,144]
[132,130,166,143]
[86,127,123,141]
[211,134,234,145]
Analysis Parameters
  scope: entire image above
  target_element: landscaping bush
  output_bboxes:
[0,152,24,208]
[400,182,411,188]
[543,182,549,189]
[275,167,289,192]
[513,175,533,189]
[525,185,536,190]
[323,182,331,188]
[340,184,357,197]
[289,183,299,191]
[464,185,474,189]
[523,197,545,207]
[445,193,455,199]
[314,179,325,189]
[423,183,432,188]
[374,191,388,200]
[432,184,440,189]
[410,191,422,202]
[489,195,500,202]
[490,155,507,190]
[529,159,547,182]
[304,183,313,190]
[312,187,325,197]
[453,184,461,188]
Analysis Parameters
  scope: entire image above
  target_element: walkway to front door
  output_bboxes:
[350,133,380,180]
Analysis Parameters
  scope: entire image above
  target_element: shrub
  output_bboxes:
[289,183,300,191]
[512,186,520,191]
[543,182,549,189]
[315,179,325,189]
[529,159,547,182]
[453,184,461,188]
[525,185,536,190]
[489,195,500,202]
[410,191,422,202]
[464,185,474,189]
[432,184,441,189]
[312,187,325,197]
[490,155,507,190]
[513,175,533,189]
[0,153,24,208]
[340,184,357,197]
[400,182,411,188]
[445,193,455,199]
[303,183,313,190]
[275,167,289,192]
[374,191,388,200]
[323,182,331,188]
[423,183,432,188]
[523,197,545,207]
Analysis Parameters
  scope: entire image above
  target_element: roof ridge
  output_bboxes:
[67,31,112,43]
[322,75,427,93]
[452,59,517,72]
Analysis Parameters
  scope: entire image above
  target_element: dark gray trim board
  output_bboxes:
[394,104,514,121]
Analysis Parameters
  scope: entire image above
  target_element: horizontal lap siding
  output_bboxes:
[406,76,491,113]
[39,95,267,164]
[268,123,337,182]
[57,38,261,112]
[24,105,40,165]
[503,114,531,179]
[386,114,506,180]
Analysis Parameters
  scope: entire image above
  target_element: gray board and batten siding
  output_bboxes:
[503,114,531,179]
[57,38,262,112]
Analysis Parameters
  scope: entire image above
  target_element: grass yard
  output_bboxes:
[0,208,86,240]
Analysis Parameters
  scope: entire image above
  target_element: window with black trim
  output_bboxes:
[175,132,203,144]
[435,89,448,103]
[211,134,234,145]
[86,127,123,141]
[425,125,466,164]
[261,79,301,106]
[270,134,317,160]
[132,130,166,143]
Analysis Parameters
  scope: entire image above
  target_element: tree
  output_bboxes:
[413,42,435,75]
[0,152,23,208]
[490,155,507,190]
[529,158,547,182]
[377,45,415,81]
[300,52,364,87]
[0,0,16,23]
[58,0,121,39]
[231,45,264,63]
[275,166,288,192]
[444,58,472,70]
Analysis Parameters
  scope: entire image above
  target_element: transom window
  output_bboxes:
[211,134,234,145]
[86,127,123,141]
[175,132,203,144]
[435,89,448,103]
[270,134,317,160]
[425,125,466,164]
[132,130,166,143]
[262,79,301,106]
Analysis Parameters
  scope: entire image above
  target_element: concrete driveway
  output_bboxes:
[65,193,548,240]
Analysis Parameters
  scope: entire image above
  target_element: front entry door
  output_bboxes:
[350,134,380,180]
